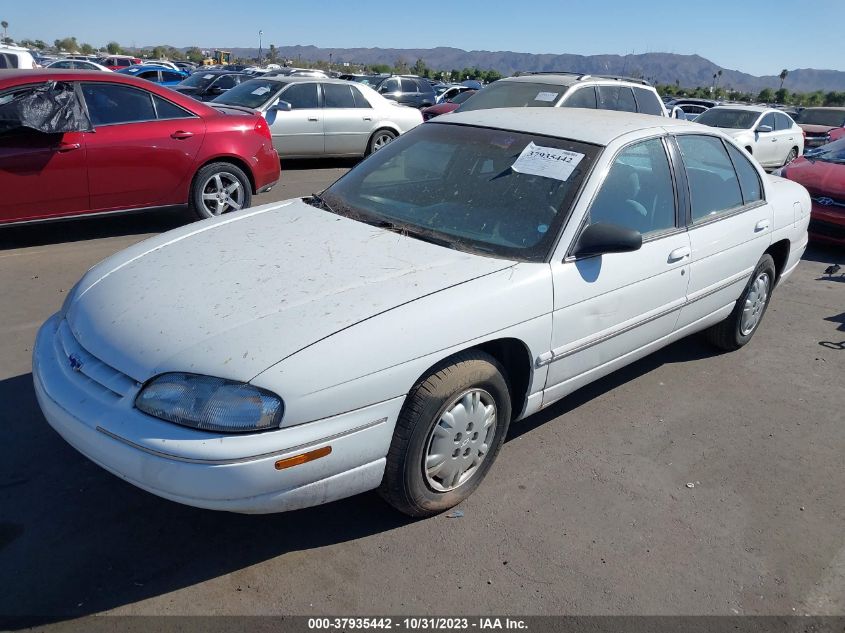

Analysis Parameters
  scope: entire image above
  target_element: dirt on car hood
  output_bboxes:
[65,199,513,383]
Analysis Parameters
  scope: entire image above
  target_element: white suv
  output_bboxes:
[0,45,37,69]
[459,72,671,117]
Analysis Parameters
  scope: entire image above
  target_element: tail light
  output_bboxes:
[254,116,272,141]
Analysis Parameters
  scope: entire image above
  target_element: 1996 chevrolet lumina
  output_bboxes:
[33,109,810,517]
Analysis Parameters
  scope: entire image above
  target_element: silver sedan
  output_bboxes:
[211,76,422,159]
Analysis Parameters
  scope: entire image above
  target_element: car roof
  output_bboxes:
[498,73,651,88]
[122,65,184,72]
[800,106,845,112]
[251,75,358,86]
[708,104,770,113]
[441,107,697,146]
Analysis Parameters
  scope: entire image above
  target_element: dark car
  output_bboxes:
[794,107,845,149]
[173,70,247,102]
[372,76,436,109]
[0,70,280,226]
[778,137,845,246]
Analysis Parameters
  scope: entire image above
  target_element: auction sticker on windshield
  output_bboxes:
[534,92,559,102]
[511,142,584,181]
[252,86,271,96]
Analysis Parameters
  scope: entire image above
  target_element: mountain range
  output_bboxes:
[210,45,845,93]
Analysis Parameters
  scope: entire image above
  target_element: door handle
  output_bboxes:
[170,131,194,140]
[56,142,81,152]
[754,219,770,232]
[363,116,372,121]
[308,117,319,122]
[667,246,691,263]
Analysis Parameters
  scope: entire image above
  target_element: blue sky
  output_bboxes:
[3,0,843,76]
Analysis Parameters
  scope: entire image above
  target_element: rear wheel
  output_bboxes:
[705,254,776,351]
[367,129,396,155]
[189,162,252,220]
[379,351,512,517]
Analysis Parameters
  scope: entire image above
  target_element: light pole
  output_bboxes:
[258,30,263,65]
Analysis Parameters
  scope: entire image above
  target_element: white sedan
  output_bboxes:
[695,105,804,168]
[45,59,112,72]
[211,76,422,158]
[33,109,810,517]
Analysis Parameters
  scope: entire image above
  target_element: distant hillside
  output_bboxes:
[204,45,845,93]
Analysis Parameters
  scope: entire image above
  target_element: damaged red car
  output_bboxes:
[0,70,280,226]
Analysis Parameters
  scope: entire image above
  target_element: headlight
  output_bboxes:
[135,373,284,433]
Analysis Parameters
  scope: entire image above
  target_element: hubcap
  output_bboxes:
[200,172,244,216]
[423,389,497,492]
[740,272,770,335]
[373,133,394,151]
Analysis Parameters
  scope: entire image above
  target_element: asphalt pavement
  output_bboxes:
[1,159,843,625]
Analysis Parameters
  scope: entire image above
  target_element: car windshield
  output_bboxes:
[794,109,845,127]
[695,109,762,130]
[457,81,563,111]
[805,137,845,163]
[353,75,385,87]
[212,79,282,108]
[319,122,600,262]
[450,90,476,104]
[179,72,220,89]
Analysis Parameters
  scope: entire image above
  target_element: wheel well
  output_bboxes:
[474,338,533,420]
[745,146,753,155]
[766,239,790,281]
[194,157,256,193]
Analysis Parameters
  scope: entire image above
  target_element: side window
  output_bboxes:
[350,86,372,109]
[563,87,597,109]
[597,85,637,113]
[379,78,400,93]
[775,113,794,131]
[759,113,776,131]
[586,138,676,235]
[0,54,18,69]
[400,78,419,93]
[213,75,236,90]
[138,70,159,82]
[416,79,434,94]
[153,95,192,120]
[280,83,318,109]
[162,72,184,83]
[119,59,132,67]
[81,83,156,126]
[323,83,356,108]
[726,143,763,204]
[632,87,664,116]
[676,135,744,222]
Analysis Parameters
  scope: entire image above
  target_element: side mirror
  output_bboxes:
[756,124,773,133]
[207,86,225,95]
[670,106,685,119]
[572,222,642,258]
[378,86,389,94]
[270,100,292,113]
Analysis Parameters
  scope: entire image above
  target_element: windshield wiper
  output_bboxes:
[370,219,457,249]
[306,193,336,214]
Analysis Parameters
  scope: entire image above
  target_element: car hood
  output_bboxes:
[799,124,836,134]
[425,103,460,115]
[783,157,845,198]
[65,200,514,383]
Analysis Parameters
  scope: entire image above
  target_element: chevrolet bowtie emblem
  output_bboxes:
[68,353,83,372]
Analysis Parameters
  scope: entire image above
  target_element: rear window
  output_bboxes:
[458,81,562,111]
[795,109,845,127]
[696,109,761,130]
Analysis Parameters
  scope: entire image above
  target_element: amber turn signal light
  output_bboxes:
[274,445,332,470]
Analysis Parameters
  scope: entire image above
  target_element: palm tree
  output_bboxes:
[1,21,8,40]
[779,69,789,90]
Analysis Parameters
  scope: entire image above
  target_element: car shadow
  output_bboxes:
[0,333,721,626]
[0,207,194,251]
[280,157,361,171]
[802,242,842,266]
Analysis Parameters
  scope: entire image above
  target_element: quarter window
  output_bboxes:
[153,95,191,120]
[563,87,597,109]
[586,138,676,235]
[400,78,419,93]
[759,113,776,130]
[726,143,762,204]
[81,83,156,126]
[676,135,744,222]
[281,83,318,109]
[350,86,372,108]
[379,78,400,93]
[632,87,664,116]
[774,112,794,131]
[597,86,637,113]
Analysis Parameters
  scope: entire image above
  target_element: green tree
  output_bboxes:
[54,37,79,53]
[370,63,391,74]
[184,47,204,63]
[413,58,427,76]
[807,91,824,106]
[80,42,95,55]
[33,39,46,49]
[779,69,788,90]
[774,88,788,104]
[757,88,774,103]
[1,21,8,40]
[151,45,167,60]
[268,44,277,63]
[106,41,122,55]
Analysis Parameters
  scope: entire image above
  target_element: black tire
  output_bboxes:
[367,129,397,155]
[705,254,776,351]
[189,162,252,220]
[379,350,512,517]
[783,147,798,167]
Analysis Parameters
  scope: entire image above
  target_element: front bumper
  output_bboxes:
[809,204,845,246]
[33,314,402,513]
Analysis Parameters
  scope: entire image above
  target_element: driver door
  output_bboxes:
[543,137,690,404]
[269,82,324,157]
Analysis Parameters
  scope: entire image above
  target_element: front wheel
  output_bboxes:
[705,254,776,351]
[379,351,512,517]
[189,162,252,220]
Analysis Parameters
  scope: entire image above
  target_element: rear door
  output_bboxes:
[755,112,778,166]
[0,82,89,223]
[270,81,323,157]
[672,134,772,331]
[81,82,205,210]
[774,112,799,164]
[321,82,372,156]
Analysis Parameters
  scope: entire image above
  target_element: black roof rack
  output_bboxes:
[516,71,652,86]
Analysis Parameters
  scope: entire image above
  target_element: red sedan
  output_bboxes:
[0,70,280,226]
[779,137,845,246]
